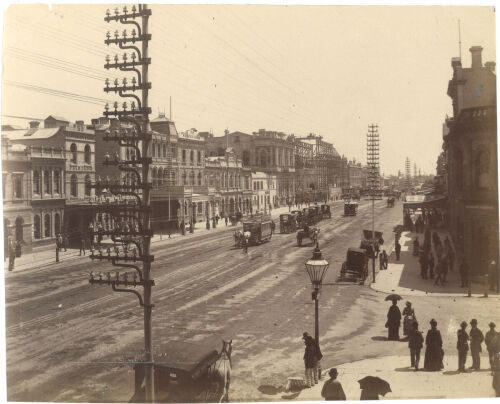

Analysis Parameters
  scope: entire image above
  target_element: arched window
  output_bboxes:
[190,150,194,163]
[44,214,51,238]
[84,144,91,164]
[197,172,202,185]
[43,170,51,194]
[455,150,463,190]
[34,215,41,239]
[198,151,201,163]
[70,174,78,197]
[474,150,489,189]
[54,171,61,194]
[33,171,40,194]
[70,143,77,164]
[182,149,186,163]
[152,142,156,158]
[189,171,195,185]
[158,168,164,187]
[182,172,187,185]
[54,213,61,235]
[85,175,91,196]
[163,144,167,158]
[157,144,161,159]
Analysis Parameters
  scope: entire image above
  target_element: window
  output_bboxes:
[189,171,195,185]
[197,172,202,185]
[197,202,203,214]
[163,144,167,158]
[85,175,91,196]
[70,174,78,197]
[198,151,201,163]
[13,175,22,198]
[474,150,489,189]
[182,172,187,185]
[190,150,194,163]
[33,171,40,194]
[2,174,6,199]
[34,215,41,239]
[44,214,51,238]
[70,143,77,164]
[43,170,51,194]
[54,213,61,235]
[243,150,250,166]
[182,149,186,163]
[84,144,91,164]
[152,142,156,158]
[54,171,61,194]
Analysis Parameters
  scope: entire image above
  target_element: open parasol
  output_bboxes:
[358,376,392,396]
[384,294,402,301]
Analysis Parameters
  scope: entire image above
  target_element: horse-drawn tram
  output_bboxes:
[234,213,273,247]
[133,340,232,403]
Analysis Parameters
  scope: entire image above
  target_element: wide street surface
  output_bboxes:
[5,199,497,401]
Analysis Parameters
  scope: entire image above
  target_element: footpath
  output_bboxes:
[3,201,346,273]
[273,229,499,401]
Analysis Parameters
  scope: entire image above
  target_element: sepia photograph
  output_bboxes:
[0,1,498,402]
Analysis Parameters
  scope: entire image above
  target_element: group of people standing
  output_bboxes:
[413,231,455,286]
[387,299,499,373]
[403,209,445,232]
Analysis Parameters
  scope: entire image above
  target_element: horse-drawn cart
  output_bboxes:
[132,340,232,403]
[344,201,358,216]
[296,226,319,247]
[279,213,298,233]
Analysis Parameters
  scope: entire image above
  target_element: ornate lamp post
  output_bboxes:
[305,243,329,380]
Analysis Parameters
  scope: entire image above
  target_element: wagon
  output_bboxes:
[132,340,232,403]
[344,201,358,216]
[320,204,332,219]
[340,247,368,282]
[279,213,298,233]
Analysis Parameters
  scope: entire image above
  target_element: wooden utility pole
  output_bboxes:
[367,124,381,282]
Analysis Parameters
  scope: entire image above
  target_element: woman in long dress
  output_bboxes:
[424,319,444,371]
[387,300,401,341]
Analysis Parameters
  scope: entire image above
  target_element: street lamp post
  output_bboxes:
[305,243,329,381]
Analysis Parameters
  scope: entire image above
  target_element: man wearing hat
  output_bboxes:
[321,368,346,401]
[485,322,498,370]
[456,321,469,372]
[303,333,318,387]
[469,319,485,370]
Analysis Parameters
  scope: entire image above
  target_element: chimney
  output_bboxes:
[29,121,40,129]
[485,61,496,73]
[470,46,483,69]
[75,120,84,131]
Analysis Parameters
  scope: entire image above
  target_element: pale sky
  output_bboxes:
[1,4,496,175]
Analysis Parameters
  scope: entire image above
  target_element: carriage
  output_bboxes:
[386,197,395,208]
[240,215,273,245]
[312,205,322,223]
[296,226,319,247]
[291,210,304,226]
[132,340,232,403]
[302,208,316,226]
[360,229,384,258]
[279,213,298,233]
[344,201,358,216]
[339,247,369,282]
[320,204,332,219]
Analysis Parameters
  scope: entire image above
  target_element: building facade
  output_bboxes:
[444,45,498,276]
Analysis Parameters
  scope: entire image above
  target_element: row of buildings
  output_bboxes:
[437,45,498,277]
[2,113,370,251]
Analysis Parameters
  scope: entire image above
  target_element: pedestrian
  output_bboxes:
[424,319,444,371]
[321,368,346,401]
[494,353,500,397]
[459,260,469,288]
[271,220,275,235]
[381,250,388,269]
[386,299,401,341]
[215,214,220,225]
[419,251,428,279]
[485,322,498,371]
[63,233,69,251]
[7,233,15,271]
[470,319,484,370]
[413,237,420,257]
[225,216,228,226]
[395,240,401,261]
[428,252,435,279]
[457,321,469,372]
[434,259,444,286]
[79,237,86,256]
[408,322,424,370]
[303,334,318,387]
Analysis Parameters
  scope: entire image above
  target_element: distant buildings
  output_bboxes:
[443,45,498,276]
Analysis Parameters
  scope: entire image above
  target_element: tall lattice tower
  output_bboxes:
[405,157,411,190]
[366,124,380,197]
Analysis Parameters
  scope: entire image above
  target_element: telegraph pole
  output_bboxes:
[90,5,155,403]
[367,124,381,283]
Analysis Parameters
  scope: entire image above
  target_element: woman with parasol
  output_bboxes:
[358,376,391,400]
[424,318,444,371]
[385,294,402,341]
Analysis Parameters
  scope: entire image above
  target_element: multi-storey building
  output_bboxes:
[251,171,277,213]
[3,116,95,247]
[444,45,498,276]
[348,160,364,189]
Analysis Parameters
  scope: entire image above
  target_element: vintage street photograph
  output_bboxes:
[0,2,498,402]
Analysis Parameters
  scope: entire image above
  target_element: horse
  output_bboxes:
[206,339,232,403]
[234,231,242,247]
